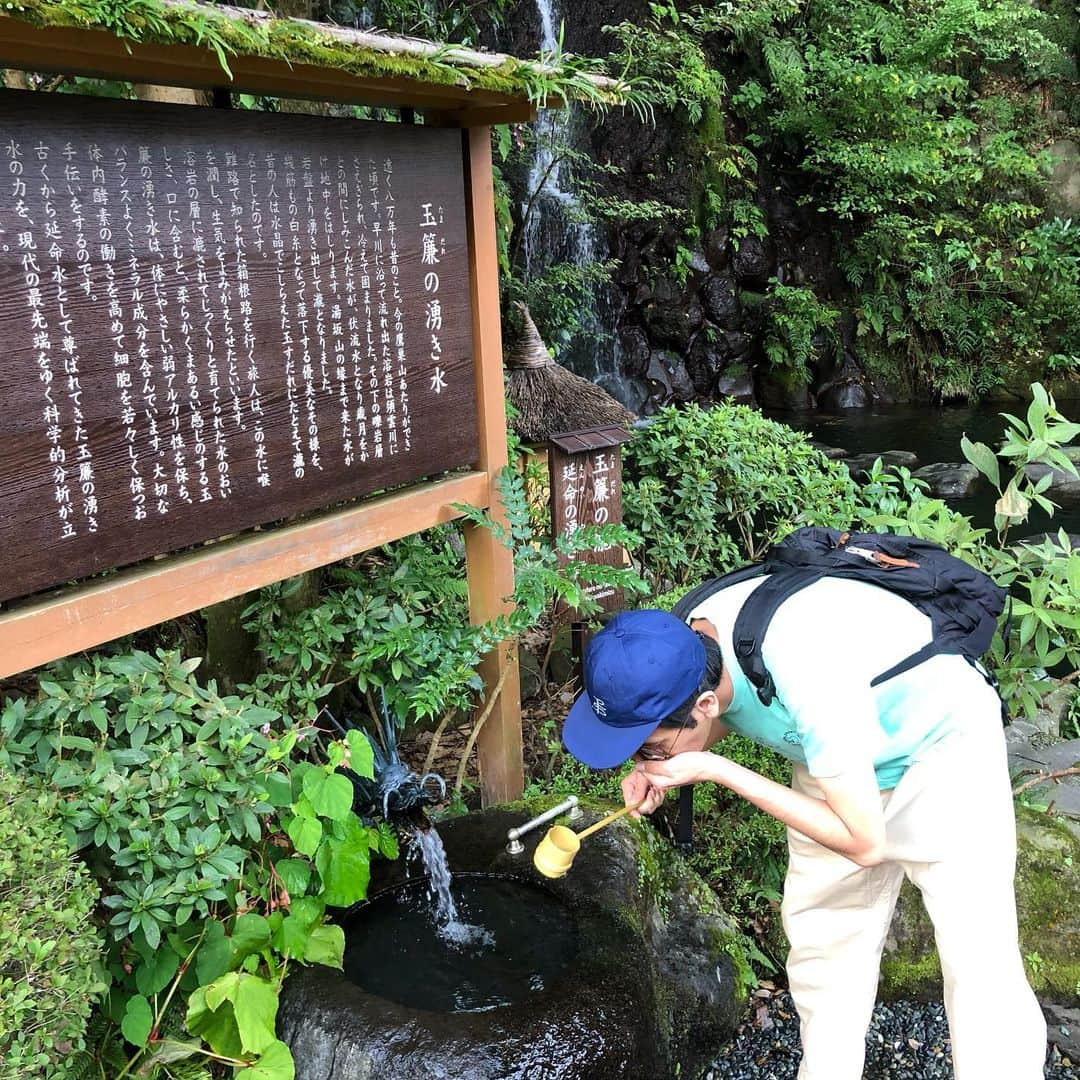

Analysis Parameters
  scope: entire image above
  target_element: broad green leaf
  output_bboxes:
[346,729,375,780]
[185,985,243,1059]
[271,913,309,961]
[303,924,345,968]
[960,435,1000,489]
[135,946,180,997]
[315,821,371,907]
[302,769,354,821]
[286,895,325,933]
[263,772,294,808]
[230,974,280,1055]
[286,813,322,858]
[121,994,154,1048]
[196,921,233,986]
[244,1039,296,1080]
[231,913,271,963]
[274,858,312,899]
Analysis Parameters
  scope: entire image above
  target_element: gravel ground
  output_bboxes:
[707,993,1079,1079]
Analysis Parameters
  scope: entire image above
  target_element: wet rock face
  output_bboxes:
[278,801,746,1080]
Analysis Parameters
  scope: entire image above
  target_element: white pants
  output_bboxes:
[782,718,1046,1080]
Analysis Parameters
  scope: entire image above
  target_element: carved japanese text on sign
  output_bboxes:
[549,426,630,619]
[0,91,477,604]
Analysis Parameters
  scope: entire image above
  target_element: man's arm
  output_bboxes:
[641,752,887,866]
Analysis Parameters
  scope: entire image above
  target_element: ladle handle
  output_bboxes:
[575,800,645,841]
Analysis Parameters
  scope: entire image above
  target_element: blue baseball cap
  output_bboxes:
[562,610,705,769]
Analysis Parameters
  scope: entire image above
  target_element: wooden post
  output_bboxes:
[462,124,523,806]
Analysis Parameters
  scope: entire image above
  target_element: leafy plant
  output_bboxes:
[855,384,1080,719]
[763,281,841,382]
[0,650,391,1079]
[622,402,858,590]
[0,774,106,1079]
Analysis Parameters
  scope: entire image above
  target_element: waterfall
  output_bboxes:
[524,0,641,411]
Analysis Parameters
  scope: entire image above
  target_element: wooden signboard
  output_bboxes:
[549,425,631,620]
[0,90,477,604]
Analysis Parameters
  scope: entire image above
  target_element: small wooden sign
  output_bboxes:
[0,90,477,604]
[549,425,631,620]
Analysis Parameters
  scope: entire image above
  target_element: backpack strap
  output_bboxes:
[869,639,945,687]
[732,569,827,705]
[670,563,766,623]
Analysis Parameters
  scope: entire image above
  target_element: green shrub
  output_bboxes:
[622,403,858,591]
[0,651,388,1079]
[854,384,1080,718]
[0,774,105,1079]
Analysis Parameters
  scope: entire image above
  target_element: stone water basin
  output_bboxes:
[278,800,748,1079]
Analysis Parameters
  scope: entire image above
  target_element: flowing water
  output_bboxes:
[410,826,494,949]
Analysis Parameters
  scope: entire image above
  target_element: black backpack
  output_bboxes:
[671,526,1008,709]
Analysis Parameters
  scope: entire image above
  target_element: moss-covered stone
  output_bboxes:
[351,796,749,1078]
[879,806,1080,1008]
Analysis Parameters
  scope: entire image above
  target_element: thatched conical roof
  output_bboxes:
[504,303,636,444]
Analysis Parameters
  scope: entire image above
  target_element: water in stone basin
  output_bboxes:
[409,825,494,948]
[340,874,578,1013]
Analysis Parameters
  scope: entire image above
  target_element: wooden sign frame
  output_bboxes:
[0,22,534,804]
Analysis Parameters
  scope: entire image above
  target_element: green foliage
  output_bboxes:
[0,774,105,1079]
[0,651,286,946]
[13,0,632,109]
[763,281,841,382]
[322,0,513,47]
[855,384,1080,719]
[720,0,1079,396]
[622,403,858,590]
[1,651,390,1079]
[243,457,645,727]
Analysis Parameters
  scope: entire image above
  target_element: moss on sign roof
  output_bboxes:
[2,0,624,107]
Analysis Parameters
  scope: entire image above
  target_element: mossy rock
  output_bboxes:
[280,796,750,1079]
[879,806,1080,1010]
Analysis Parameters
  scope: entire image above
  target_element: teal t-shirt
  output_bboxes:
[687,575,1001,789]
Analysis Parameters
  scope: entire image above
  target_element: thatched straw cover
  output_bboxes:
[504,303,636,444]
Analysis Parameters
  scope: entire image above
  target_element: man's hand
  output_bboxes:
[621,765,666,817]
[640,752,719,793]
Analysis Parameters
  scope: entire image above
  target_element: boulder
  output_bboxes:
[808,441,847,461]
[731,236,773,287]
[704,227,730,271]
[843,450,920,476]
[618,325,651,379]
[756,368,815,411]
[643,298,704,351]
[700,275,741,329]
[715,364,756,406]
[685,335,724,396]
[879,807,1080,1054]
[912,463,980,499]
[277,799,750,1080]
[1048,139,1080,215]
[818,380,870,410]
[647,350,696,404]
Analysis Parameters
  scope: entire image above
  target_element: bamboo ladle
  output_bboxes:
[532,800,645,879]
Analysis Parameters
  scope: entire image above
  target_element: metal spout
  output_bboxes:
[506,795,581,855]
